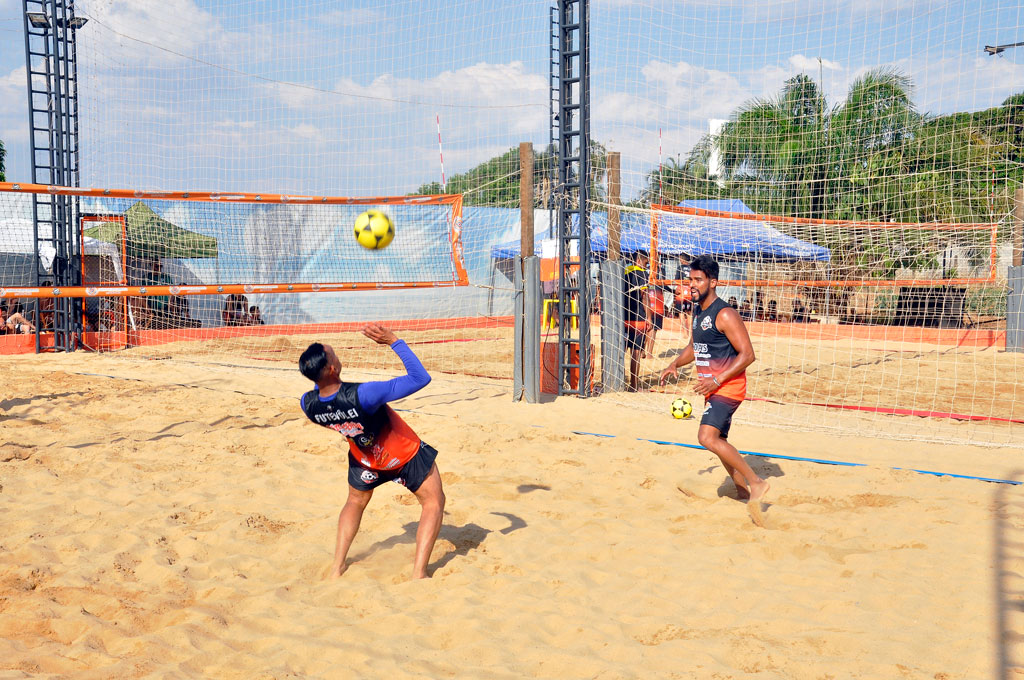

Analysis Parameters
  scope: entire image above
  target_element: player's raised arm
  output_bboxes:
[357,324,431,413]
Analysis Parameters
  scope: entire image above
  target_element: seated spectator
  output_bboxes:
[754,298,765,322]
[145,260,175,329]
[249,305,265,325]
[727,296,739,310]
[167,295,202,328]
[222,293,249,326]
[0,301,36,334]
[765,299,779,322]
[36,282,55,331]
[739,300,753,321]
[82,310,99,334]
[792,295,810,322]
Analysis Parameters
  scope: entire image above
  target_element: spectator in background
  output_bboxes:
[645,283,667,359]
[146,259,174,328]
[37,281,54,331]
[222,293,249,326]
[765,299,778,322]
[623,252,651,391]
[0,301,36,334]
[792,295,809,322]
[728,296,739,310]
[249,305,265,325]
[739,299,753,321]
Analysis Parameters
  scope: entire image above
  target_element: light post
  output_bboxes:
[22,1,88,352]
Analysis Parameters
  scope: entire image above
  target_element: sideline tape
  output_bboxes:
[571,430,1021,486]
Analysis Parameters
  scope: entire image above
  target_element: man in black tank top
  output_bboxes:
[659,255,771,522]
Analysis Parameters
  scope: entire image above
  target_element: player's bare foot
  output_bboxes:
[746,480,770,527]
[748,479,770,503]
[412,571,431,580]
[328,563,347,580]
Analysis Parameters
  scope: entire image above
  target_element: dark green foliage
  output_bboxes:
[645,68,1022,227]
[413,141,608,207]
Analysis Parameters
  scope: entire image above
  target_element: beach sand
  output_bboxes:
[1,343,1022,679]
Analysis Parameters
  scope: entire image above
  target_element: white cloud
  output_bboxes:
[77,0,254,71]
[789,54,842,72]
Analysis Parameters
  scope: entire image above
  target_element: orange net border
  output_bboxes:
[0,181,468,299]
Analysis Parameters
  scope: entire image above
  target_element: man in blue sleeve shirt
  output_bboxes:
[299,324,445,580]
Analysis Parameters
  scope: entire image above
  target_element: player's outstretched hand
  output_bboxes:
[659,364,677,386]
[363,323,399,345]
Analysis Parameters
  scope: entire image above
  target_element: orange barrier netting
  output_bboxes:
[1,181,470,297]
[0,281,468,299]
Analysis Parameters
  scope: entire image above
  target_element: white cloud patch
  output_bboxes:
[789,54,842,72]
[76,0,256,71]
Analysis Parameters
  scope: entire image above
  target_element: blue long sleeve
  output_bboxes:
[356,339,431,413]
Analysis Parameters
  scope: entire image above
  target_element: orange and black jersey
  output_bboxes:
[691,297,747,401]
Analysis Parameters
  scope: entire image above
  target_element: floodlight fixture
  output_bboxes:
[26,12,49,29]
[985,41,1024,56]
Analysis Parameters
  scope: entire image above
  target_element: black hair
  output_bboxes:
[299,342,329,382]
[688,254,719,280]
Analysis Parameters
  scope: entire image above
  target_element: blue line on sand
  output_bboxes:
[571,431,1021,486]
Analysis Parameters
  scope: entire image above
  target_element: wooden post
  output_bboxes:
[1014,187,1023,268]
[520,142,534,258]
[607,151,621,261]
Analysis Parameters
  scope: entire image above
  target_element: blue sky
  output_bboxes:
[1,0,1022,199]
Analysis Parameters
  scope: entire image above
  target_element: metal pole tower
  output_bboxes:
[22,0,85,352]
[554,0,592,396]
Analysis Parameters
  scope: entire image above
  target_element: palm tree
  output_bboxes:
[715,68,918,220]
[716,73,830,217]
[826,67,918,221]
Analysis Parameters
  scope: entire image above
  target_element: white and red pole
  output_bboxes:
[658,127,663,201]
[436,113,447,193]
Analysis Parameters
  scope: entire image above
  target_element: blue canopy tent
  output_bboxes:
[490,202,830,262]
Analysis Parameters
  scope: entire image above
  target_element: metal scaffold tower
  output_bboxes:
[22,0,86,352]
[553,0,592,396]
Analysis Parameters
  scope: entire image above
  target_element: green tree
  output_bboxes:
[0,138,6,182]
[413,141,607,208]
[714,69,920,220]
[715,73,831,217]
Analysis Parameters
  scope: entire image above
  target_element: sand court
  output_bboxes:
[1,347,1023,678]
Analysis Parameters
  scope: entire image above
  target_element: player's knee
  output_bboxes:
[423,489,445,513]
[345,491,372,509]
[697,428,717,449]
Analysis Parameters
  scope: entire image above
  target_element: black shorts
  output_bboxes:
[348,442,438,493]
[650,313,664,331]
[700,394,742,439]
[625,323,649,351]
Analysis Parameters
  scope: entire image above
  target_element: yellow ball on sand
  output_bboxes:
[670,397,692,419]
[353,210,395,250]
